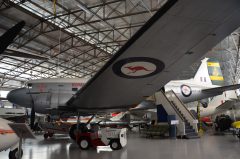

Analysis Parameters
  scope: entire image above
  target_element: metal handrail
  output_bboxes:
[168,90,196,119]
[160,90,185,121]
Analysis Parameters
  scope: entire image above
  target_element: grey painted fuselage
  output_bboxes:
[7,78,87,114]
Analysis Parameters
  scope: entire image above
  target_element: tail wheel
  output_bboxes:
[78,137,90,150]
[109,139,122,150]
[9,148,23,159]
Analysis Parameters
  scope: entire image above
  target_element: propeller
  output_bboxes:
[0,21,49,60]
[0,21,25,55]
[30,100,35,130]
[27,85,36,130]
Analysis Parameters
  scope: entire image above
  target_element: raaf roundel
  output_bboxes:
[112,57,165,79]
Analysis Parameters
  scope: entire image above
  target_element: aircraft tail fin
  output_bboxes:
[194,58,224,86]
[207,58,224,86]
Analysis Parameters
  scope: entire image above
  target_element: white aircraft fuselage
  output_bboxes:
[0,118,19,152]
[165,79,218,103]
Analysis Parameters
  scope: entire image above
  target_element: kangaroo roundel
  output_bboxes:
[181,84,192,97]
[112,57,164,78]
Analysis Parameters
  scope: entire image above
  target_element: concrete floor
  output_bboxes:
[0,132,239,159]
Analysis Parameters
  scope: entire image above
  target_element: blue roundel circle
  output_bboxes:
[112,57,165,79]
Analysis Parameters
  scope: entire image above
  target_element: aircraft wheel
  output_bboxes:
[69,124,89,140]
[69,124,77,140]
[44,133,49,139]
[109,139,122,150]
[48,133,54,138]
[78,137,90,150]
[9,148,23,159]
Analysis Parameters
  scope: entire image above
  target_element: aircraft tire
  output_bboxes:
[69,124,89,140]
[69,124,77,140]
[78,137,90,150]
[48,133,54,137]
[109,139,122,150]
[44,133,49,139]
[9,148,23,159]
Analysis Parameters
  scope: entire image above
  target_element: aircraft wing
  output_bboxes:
[0,21,25,54]
[202,84,240,94]
[216,100,237,111]
[214,100,239,115]
[67,0,240,111]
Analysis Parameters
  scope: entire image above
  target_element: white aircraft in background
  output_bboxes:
[0,107,26,119]
[192,90,240,131]
[196,90,239,118]
[0,118,21,159]
[5,0,240,137]
[164,58,240,107]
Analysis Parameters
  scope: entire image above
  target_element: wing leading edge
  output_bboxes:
[67,0,240,110]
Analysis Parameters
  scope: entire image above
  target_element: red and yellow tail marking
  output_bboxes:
[0,129,15,134]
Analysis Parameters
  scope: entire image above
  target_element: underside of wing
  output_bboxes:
[215,100,238,115]
[202,84,240,94]
[67,0,240,111]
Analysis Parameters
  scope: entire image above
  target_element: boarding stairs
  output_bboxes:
[153,90,199,139]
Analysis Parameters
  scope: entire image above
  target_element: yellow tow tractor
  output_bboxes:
[231,121,240,139]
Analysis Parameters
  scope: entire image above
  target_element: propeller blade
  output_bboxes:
[30,106,35,130]
[0,21,25,54]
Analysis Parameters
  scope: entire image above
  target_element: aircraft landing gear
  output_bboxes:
[69,124,77,140]
[69,123,88,140]
[69,113,91,140]
[9,148,23,159]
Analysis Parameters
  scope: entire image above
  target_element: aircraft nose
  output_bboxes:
[7,88,32,107]
[7,89,17,103]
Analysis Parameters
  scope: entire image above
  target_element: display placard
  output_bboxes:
[170,120,179,125]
